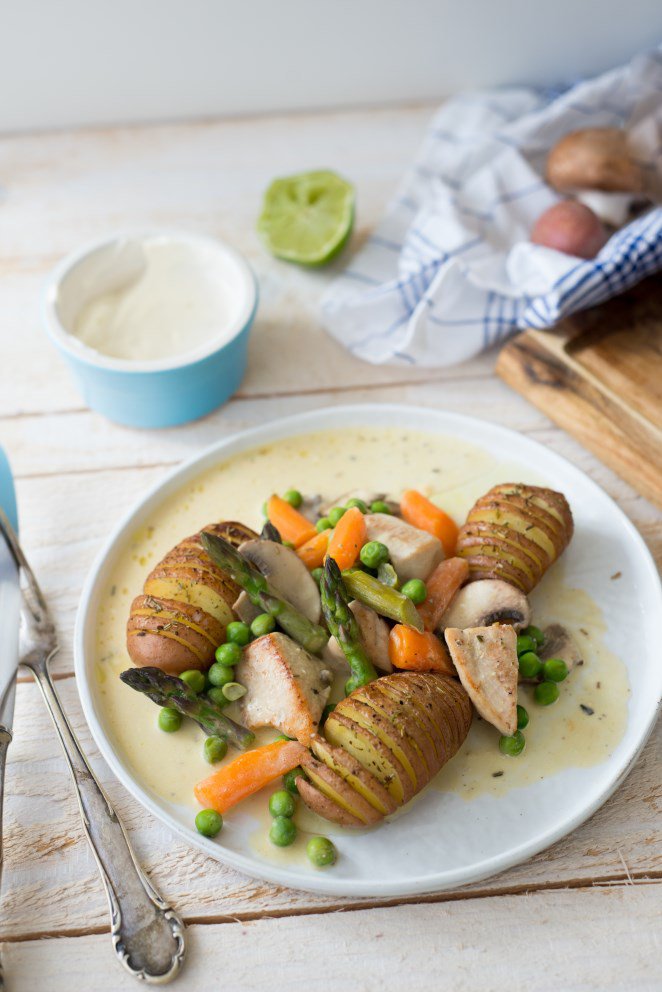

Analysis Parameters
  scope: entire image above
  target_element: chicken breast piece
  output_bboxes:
[364,513,443,582]
[325,600,392,673]
[235,632,332,745]
[445,624,518,736]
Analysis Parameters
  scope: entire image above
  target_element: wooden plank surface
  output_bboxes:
[496,278,662,508]
[0,103,660,988]
[3,884,660,992]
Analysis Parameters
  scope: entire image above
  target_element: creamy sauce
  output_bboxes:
[93,427,630,860]
[70,236,243,361]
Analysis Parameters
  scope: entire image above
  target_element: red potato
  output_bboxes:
[531,200,608,260]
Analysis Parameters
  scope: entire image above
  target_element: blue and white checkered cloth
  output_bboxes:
[321,49,662,367]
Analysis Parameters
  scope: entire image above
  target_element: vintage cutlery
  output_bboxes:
[0,507,186,984]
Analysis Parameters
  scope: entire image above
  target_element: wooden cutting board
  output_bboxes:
[496,274,662,509]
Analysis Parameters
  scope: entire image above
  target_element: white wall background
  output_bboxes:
[3,0,661,132]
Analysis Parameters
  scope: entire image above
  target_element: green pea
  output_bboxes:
[283,489,303,508]
[316,517,333,532]
[359,541,390,569]
[283,767,304,795]
[269,790,296,818]
[269,815,297,847]
[328,506,346,526]
[401,578,427,605]
[311,567,324,584]
[207,687,230,707]
[523,625,545,648]
[179,669,206,694]
[518,651,543,679]
[158,707,182,732]
[215,642,242,667]
[204,735,228,764]
[516,704,529,730]
[221,682,247,702]
[306,836,337,868]
[370,500,391,514]
[195,809,223,838]
[543,657,569,683]
[534,681,560,706]
[345,498,368,513]
[208,663,236,687]
[250,613,276,638]
[499,730,526,757]
[377,562,399,588]
[226,621,251,646]
[516,634,537,656]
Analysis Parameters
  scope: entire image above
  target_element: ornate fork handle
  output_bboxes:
[27,655,185,984]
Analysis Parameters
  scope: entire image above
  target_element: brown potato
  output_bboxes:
[337,698,426,791]
[546,128,645,194]
[456,484,573,593]
[127,594,225,673]
[127,520,259,672]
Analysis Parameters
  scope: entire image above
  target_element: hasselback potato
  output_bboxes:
[297,672,472,827]
[455,483,573,593]
[127,521,258,674]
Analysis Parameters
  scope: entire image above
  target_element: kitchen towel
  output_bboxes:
[321,49,662,367]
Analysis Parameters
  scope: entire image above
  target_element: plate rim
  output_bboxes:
[74,403,662,897]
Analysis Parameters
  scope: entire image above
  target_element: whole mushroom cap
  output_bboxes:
[546,128,645,194]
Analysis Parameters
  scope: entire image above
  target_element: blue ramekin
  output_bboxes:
[42,230,258,429]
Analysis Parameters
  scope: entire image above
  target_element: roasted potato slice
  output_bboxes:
[295,777,364,828]
[299,754,383,825]
[456,484,573,592]
[127,594,225,673]
[324,711,414,805]
[310,736,398,817]
[338,698,427,791]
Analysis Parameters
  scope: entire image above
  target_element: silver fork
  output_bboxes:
[0,510,186,984]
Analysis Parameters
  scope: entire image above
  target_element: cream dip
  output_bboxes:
[67,235,245,362]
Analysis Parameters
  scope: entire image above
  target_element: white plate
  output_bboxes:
[75,405,662,897]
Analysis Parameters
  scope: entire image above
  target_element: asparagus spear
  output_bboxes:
[343,568,424,632]
[120,667,255,750]
[321,558,377,695]
[201,531,328,655]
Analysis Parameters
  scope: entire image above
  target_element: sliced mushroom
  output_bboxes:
[325,600,392,673]
[438,579,530,632]
[540,623,583,672]
[237,539,321,624]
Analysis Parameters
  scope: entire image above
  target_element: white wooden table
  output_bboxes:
[0,106,660,992]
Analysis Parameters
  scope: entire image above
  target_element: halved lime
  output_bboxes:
[257,170,355,266]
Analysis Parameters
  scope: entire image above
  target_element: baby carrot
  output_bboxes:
[388,625,456,676]
[296,530,330,570]
[325,506,367,572]
[267,494,317,548]
[194,739,308,814]
[400,490,459,557]
[417,557,469,631]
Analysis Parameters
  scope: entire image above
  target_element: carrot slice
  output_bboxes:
[417,557,469,631]
[388,625,456,676]
[325,506,367,572]
[266,495,317,548]
[194,739,308,814]
[296,530,330,570]
[400,490,459,557]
